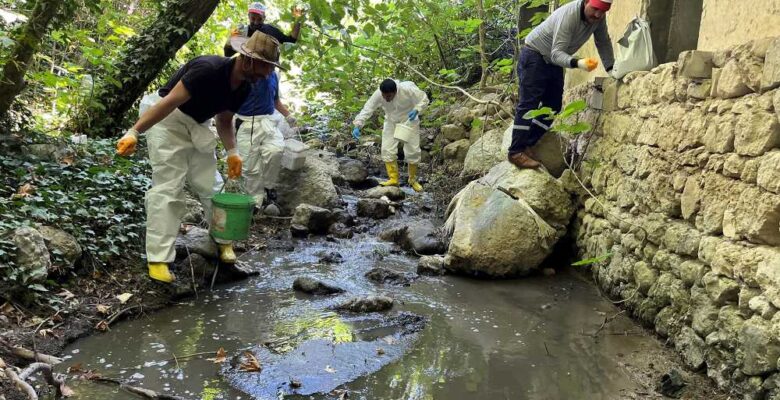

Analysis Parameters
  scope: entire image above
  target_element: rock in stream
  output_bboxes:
[334,295,394,312]
[293,277,345,295]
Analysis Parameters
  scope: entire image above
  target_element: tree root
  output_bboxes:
[5,367,38,400]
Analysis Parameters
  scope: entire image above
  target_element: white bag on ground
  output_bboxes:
[612,17,657,79]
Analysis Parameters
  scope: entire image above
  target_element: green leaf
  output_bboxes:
[558,100,588,120]
[523,107,554,120]
[28,284,49,292]
[571,252,613,267]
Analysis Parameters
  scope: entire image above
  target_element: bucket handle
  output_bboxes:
[217,174,250,195]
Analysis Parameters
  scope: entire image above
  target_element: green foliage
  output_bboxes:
[523,99,592,136]
[0,135,150,291]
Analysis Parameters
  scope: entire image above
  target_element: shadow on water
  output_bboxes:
[58,215,665,400]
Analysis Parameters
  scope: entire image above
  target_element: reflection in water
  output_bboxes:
[272,312,354,347]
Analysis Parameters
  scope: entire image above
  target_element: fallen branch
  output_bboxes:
[10,346,62,365]
[93,377,188,400]
[18,362,73,397]
[590,310,626,338]
[5,368,38,400]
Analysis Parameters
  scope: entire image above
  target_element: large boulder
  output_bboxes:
[357,198,392,219]
[444,162,574,277]
[380,220,446,255]
[12,227,50,283]
[338,159,368,185]
[443,139,471,162]
[277,150,341,215]
[462,125,567,178]
[441,124,468,142]
[362,186,405,201]
[38,226,81,270]
[175,227,218,259]
[291,204,333,234]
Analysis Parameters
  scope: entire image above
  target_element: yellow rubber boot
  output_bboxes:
[379,161,400,187]
[408,163,423,192]
[219,243,236,264]
[148,263,175,283]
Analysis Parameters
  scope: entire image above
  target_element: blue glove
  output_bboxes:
[408,109,419,121]
[352,126,361,140]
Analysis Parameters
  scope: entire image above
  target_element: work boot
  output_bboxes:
[408,163,424,192]
[379,161,400,187]
[148,262,175,283]
[218,243,236,263]
[507,152,540,169]
[264,188,278,204]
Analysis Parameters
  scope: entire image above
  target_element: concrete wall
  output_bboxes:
[698,0,780,51]
[568,36,780,397]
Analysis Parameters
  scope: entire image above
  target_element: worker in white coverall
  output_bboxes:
[352,79,429,192]
[115,31,283,283]
[235,70,294,210]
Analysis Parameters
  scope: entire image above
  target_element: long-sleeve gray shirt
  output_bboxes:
[525,0,614,70]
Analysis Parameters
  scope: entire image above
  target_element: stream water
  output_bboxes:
[57,195,686,400]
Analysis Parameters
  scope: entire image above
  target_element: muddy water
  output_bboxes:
[60,211,674,399]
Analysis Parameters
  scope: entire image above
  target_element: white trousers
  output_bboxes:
[382,119,421,164]
[236,114,285,206]
[145,108,226,263]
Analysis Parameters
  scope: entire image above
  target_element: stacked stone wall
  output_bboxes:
[571,36,780,397]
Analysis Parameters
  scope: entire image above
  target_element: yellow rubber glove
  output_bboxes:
[227,148,242,179]
[116,129,139,156]
[577,58,599,72]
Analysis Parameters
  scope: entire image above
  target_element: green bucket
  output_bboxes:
[210,192,255,241]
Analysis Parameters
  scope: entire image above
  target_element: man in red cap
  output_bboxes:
[508,0,614,169]
[224,2,304,57]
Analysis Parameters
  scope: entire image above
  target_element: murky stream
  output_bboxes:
[58,195,676,400]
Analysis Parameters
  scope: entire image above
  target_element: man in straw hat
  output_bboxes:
[508,0,615,169]
[115,31,283,283]
[224,2,305,57]
[352,78,429,192]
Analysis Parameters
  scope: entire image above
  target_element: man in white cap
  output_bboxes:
[116,31,283,283]
[352,79,429,192]
[508,0,614,169]
[224,2,304,57]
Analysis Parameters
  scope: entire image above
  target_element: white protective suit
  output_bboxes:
[235,114,285,206]
[353,80,429,163]
[140,93,228,263]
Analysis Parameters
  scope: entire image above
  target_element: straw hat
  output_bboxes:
[230,31,284,70]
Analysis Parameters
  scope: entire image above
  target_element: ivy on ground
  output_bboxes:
[0,134,150,291]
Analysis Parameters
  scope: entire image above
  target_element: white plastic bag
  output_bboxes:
[612,17,657,79]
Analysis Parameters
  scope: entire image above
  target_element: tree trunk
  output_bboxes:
[72,0,219,137]
[0,0,66,118]
[476,0,489,89]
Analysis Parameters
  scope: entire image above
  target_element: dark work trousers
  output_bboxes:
[508,47,565,155]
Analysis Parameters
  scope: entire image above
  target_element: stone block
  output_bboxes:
[756,247,780,308]
[678,260,706,287]
[727,186,780,246]
[702,116,735,154]
[703,271,740,305]
[715,305,745,349]
[734,111,780,156]
[748,295,778,320]
[442,139,471,162]
[633,260,657,295]
[739,317,780,376]
[655,306,683,338]
[723,154,747,178]
[687,80,712,100]
[698,235,722,266]
[741,158,760,183]
[715,60,754,99]
[710,68,722,97]
[762,37,780,91]
[757,151,780,194]
[691,286,720,336]
[679,50,714,79]
[739,287,762,315]
[681,175,702,221]
[662,221,702,257]
[675,326,707,370]
[589,88,604,110]
[603,79,619,111]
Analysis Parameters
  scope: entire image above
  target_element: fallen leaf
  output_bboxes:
[289,379,302,389]
[67,363,83,373]
[239,351,261,372]
[376,347,385,356]
[207,347,227,364]
[96,304,111,315]
[324,365,336,373]
[38,328,54,337]
[59,383,75,397]
[116,293,133,304]
[60,154,75,166]
[16,183,35,197]
[95,320,109,332]
[52,313,63,323]
[57,289,76,300]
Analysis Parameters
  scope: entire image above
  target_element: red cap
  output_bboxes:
[589,0,612,11]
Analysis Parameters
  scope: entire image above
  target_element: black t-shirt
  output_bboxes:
[158,56,250,123]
